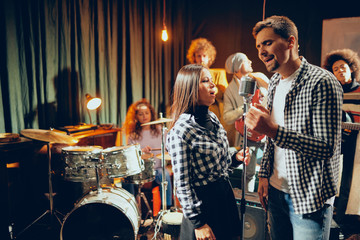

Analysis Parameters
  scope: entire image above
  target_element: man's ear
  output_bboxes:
[288,35,296,49]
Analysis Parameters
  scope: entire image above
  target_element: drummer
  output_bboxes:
[123,99,173,208]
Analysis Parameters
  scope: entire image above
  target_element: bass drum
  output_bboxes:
[60,187,140,240]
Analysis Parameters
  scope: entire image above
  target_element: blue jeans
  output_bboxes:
[268,185,333,240]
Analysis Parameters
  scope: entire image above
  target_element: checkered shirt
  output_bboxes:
[166,111,233,219]
[259,57,343,214]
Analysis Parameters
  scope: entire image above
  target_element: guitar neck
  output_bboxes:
[342,122,360,131]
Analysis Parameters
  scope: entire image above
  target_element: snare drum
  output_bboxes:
[60,187,140,240]
[61,146,103,182]
[102,144,143,178]
[124,153,156,184]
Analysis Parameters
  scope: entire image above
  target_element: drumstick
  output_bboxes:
[150,148,161,151]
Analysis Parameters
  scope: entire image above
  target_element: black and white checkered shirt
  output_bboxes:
[259,57,343,214]
[166,111,234,219]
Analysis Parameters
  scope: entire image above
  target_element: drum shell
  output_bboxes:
[60,187,140,240]
[124,158,156,184]
[162,212,183,238]
[102,144,144,178]
[61,146,103,182]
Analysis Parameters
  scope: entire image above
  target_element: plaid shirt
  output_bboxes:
[259,57,343,214]
[166,111,234,219]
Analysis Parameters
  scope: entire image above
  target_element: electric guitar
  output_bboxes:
[235,89,266,142]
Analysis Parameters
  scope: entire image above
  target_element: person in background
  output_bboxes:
[323,48,360,226]
[223,52,269,192]
[323,48,360,121]
[122,99,172,208]
[245,15,343,239]
[186,38,234,145]
[166,64,249,240]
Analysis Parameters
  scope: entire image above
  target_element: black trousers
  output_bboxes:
[180,178,241,240]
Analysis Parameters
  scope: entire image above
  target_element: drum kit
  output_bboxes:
[17,115,183,240]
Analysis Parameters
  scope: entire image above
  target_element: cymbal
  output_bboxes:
[156,152,171,161]
[141,117,173,126]
[21,129,79,144]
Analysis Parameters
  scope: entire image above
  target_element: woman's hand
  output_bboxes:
[235,147,250,165]
[195,224,216,240]
[141,146,152,154]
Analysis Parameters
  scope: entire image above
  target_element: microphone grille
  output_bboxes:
[239,76,256,97]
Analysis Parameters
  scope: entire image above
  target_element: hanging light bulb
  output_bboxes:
[161,0,168,42]
[162,25,168,42]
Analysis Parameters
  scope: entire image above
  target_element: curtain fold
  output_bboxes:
[0,0,189,134]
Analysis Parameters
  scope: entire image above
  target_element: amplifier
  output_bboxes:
[234,188,268,240]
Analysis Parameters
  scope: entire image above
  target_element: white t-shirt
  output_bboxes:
[269,70,298,193]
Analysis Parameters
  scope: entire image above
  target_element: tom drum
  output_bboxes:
[124,153,156,184]
[61,146,103,182]
[102,144,144,178]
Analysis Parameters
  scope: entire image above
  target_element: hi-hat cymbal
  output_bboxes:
[141,117,173,126]
[21,129,79,144]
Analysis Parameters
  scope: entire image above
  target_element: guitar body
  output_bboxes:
[235,89,266,142]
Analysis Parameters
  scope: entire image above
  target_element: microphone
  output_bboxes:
[239,75,256,98]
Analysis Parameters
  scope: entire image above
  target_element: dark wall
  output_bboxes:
[187,0,360,78]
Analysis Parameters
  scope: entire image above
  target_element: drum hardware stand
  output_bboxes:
[136,183,154,226]
[15,142,64,239]
[92,157,103,195]
[152,112,170,239]
[159,113,168,213]
[152,210,167,240]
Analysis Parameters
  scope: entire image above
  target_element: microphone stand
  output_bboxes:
[238,75,256,240]
[240,96,252,240]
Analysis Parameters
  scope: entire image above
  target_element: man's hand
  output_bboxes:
[245,103,278,139]
[257,177,269,211]
[195,224,216,240]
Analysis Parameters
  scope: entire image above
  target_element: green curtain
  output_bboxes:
[0,0,190,134]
